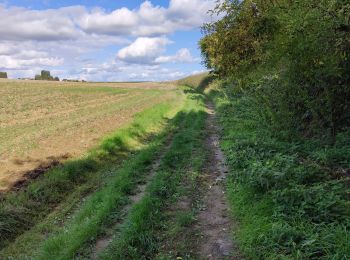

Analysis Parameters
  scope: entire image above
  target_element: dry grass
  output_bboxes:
[0,79,177,190]
[174,72,210,88]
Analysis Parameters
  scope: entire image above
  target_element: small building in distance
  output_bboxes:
[18,78,34,80]
[62,79,87,82]
[0,72,8,78]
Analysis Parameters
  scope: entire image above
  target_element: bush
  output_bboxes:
[35,70,59,81]
[0,72,7,78]
[210,83,350,258]
[200,0,350,138]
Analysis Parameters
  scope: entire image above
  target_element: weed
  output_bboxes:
[209,83,350,259]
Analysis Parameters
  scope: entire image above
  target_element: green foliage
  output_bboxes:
[210,84,350,259]
[35,70,59,81]
[202,1,350,255]
[0,72,7,78]
[200,0,350,137]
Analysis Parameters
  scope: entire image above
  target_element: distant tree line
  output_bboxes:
[35,70,59,81]
[0,70,88,82]
[0,72,7,78]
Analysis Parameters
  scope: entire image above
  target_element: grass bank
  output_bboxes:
[207,81,350,259]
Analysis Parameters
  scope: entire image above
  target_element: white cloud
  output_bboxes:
[0,42,64,70]
[80,0,217,37]
[0,6,83,41]
[0,1,217,40]
[138,1,166,23]
[0,44,15,56]
[155,48,196,63]
[80,7,139,35]
[0,55,63,69]
[117,37,172,64]
[63,59,188,82]
[116,38,198,65]
[0,0,218,81]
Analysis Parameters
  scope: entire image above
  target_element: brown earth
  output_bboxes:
[196,102,242,259]
[0,79,176,191]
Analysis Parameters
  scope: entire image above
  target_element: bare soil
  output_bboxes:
[10,154,70,191]
[0,80,177,191]
[196,102,242,259]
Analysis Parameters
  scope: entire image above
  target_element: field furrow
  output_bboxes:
[0,80,177,190]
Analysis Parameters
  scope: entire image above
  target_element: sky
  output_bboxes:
[0,0,218,82]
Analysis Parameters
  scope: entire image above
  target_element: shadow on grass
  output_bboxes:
[0,102,171,250]
[0,90,206,254]
[197,74,216,93]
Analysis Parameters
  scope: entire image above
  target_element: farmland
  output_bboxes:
[0,0,349,258]
[0,78,210,259]
[0,71,348,259]
[0,79,178,191]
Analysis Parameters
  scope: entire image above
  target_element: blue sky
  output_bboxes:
[0,0,217,81]
[5,0,170,10]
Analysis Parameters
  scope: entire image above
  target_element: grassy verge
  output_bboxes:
[0,90,183,257]
[37,129,170,259]
[207,83,350,259]
[99,88,207,259]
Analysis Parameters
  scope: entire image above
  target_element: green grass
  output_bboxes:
[208,82,350,259]
[98,87,207,259]
[37,131,168,259]
[175,72,213,91]
[0,91,183,257]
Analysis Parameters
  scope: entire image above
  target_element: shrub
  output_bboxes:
[35,70,59,81]
[0,72,7,78]
[200,0,350,139]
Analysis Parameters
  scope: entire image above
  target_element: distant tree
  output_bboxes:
[0,72,8,78]
[35,70,59,81]
[41,70,52,80]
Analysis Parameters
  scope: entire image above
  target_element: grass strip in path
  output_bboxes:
[99,87,207,259]
[89,132,176,259]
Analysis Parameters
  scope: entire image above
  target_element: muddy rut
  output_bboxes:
[196,102,241,259]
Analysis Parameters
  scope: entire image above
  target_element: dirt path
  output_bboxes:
[197,101,241,259]
[91,134,174,259]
